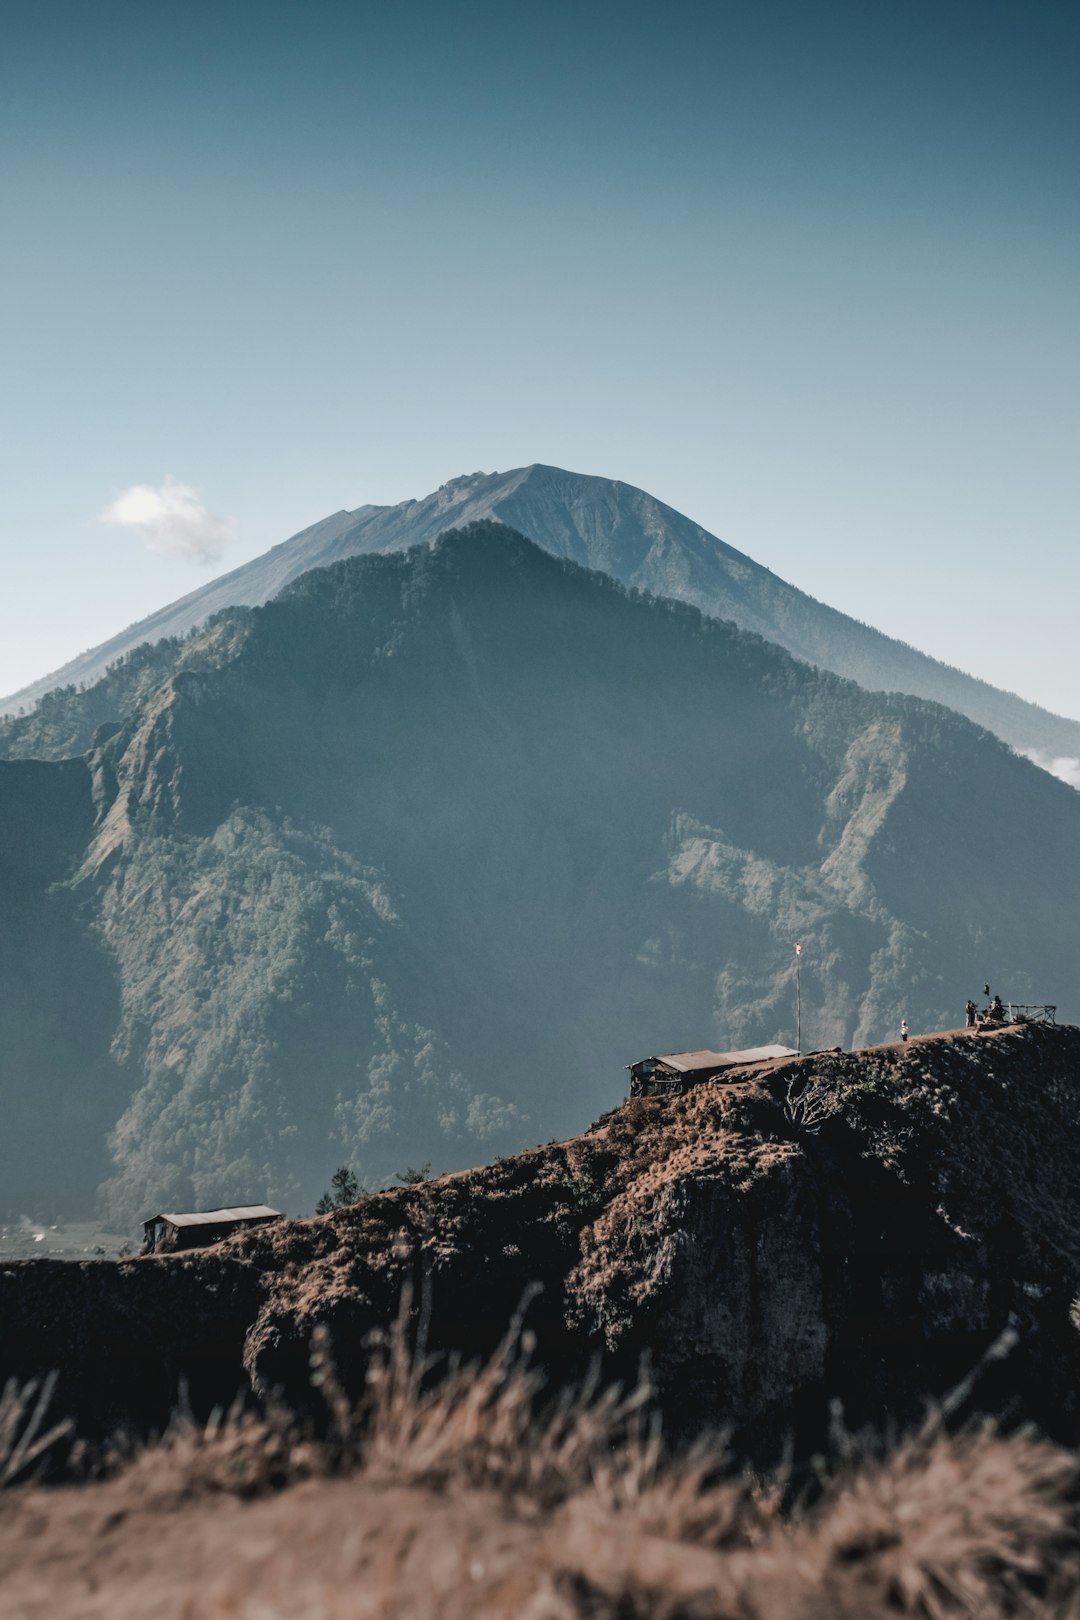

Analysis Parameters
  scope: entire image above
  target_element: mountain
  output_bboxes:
[2,523,1078,1228]
[3,465,1077,766]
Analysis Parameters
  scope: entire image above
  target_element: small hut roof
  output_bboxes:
[142,1204,281,1231]
[633,1045,798,1073]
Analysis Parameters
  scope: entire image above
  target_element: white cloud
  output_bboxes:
[100,476,236,563]
[1022,749,1080,790]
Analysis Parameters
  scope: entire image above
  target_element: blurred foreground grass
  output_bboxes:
[2,1299,1079,1619]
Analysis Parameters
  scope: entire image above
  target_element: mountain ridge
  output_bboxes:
[4,464,1077,767]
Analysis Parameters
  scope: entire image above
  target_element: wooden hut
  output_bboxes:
[627,1044,798,1096]
[142,1204,282,1254]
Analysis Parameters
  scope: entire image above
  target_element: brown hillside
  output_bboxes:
[3,1024,1080,1455]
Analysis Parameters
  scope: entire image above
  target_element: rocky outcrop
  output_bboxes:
[4,1024,1080,1457]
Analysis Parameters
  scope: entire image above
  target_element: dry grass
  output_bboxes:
[796,1419,1077,1618]
[7,1309,1080,1619]
[0,1372,73,1487]
[161,1314,1080,1619]
[349,1285,664,1511]
[117,1391,322,1501]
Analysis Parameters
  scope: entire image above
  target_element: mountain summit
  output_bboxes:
[4,465,1076,765]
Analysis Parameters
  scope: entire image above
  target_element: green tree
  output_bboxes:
[315,1164,362,1214]
[394,1162,432,1185]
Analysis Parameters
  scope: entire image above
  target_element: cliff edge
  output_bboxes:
[4,1023,1080,1456]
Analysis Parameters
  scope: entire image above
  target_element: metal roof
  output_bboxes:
[639,1045,799,1073]
[143,1205,281,1230]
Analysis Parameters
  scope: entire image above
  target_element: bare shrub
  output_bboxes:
[784,1075,835,1135]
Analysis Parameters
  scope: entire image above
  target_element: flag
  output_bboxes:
[794,943,802,955]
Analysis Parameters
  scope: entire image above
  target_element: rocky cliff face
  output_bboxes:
[5,1024,1080,1457]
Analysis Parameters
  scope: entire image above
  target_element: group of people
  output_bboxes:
[901,986,1006,1045]
[965,985,1005,1028]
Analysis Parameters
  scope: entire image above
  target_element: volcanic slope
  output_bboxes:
[5,1025,1080,1458]
[9,1030,1080,1620]
[2,524,1078,1225]
[2,464,1076,765]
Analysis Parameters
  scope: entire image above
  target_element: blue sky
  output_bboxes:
[1,0,1077,717]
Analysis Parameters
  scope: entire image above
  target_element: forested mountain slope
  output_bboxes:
[2,524,1077,1227]
[3,465,1076,764]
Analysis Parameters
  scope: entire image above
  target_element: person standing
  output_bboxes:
[965,999,977,1028]
[900,1019,909,1042]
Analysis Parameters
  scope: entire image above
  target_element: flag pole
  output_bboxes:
[795,943,802,1055]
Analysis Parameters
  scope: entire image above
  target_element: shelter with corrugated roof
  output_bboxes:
[627,1044,798,1096]
[141,1204,282,1254]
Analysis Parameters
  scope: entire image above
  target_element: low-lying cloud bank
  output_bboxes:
[101,476,235,563]
[1023,750,1080,790]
